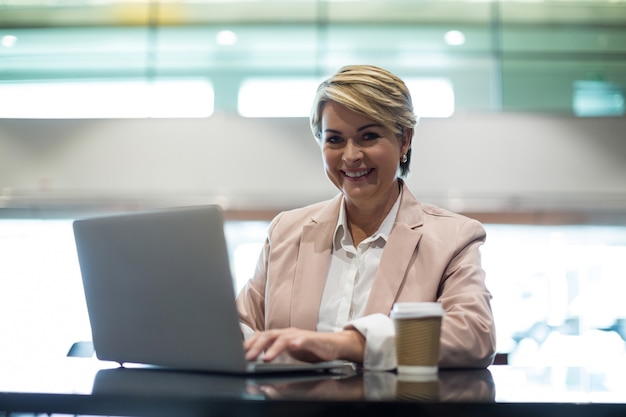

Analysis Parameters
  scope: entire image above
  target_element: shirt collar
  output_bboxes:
[333,186,403,250]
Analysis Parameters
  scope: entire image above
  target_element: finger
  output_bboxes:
[243,332,260,350]
[261,334,293,362]
[244,332,276,360]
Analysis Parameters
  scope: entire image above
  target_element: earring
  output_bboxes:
[401,154,408,163]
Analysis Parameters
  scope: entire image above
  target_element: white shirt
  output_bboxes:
[317,190,401,370]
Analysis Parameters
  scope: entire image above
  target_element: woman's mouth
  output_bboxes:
[343,169,373,179]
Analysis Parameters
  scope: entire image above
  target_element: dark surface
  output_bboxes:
[1,359,625,417]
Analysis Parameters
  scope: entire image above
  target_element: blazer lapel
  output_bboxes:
[290,195,342,330]
[365,185,424,315]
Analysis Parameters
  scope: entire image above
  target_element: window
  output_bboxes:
[573,80,625,118]
[484,224,626,367]
[2,219,625,368]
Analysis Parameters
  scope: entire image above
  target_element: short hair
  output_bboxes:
[310,65,418,177]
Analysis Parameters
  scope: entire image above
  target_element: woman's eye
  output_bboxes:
[325,136,342,144]
[362,132,380,141]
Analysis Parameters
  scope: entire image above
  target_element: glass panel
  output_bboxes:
[573,81,626,117]
[2,218,626,369]
[224,220,270,292]
[499,1,626,114]
[483,224,626,367]
[1,1,625,116]
[0,218,269,361]
[501,59,626,113]
[0,219,90,360]
[0,27,149,80]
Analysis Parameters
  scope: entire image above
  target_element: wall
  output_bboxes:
[1,112,625,218]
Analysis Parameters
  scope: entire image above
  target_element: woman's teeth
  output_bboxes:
[344,169,371,178]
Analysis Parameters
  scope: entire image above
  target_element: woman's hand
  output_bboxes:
[244,327,365,364]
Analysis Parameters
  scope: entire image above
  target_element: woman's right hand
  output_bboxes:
[244,327,365,364]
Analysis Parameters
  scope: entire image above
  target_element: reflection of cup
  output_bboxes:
[395,373,439,402]
[391,302,444,375]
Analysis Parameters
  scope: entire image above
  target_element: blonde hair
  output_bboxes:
[310,65,418,177]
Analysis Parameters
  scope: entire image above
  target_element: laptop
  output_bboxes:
[73,205,352,374]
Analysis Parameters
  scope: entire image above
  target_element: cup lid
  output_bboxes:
[390,302,444,319]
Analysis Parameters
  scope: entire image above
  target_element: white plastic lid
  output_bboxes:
[390,302,444,319]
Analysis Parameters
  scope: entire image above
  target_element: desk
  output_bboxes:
[1,358,626,417]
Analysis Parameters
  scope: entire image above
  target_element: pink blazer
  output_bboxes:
[236,184,496,368]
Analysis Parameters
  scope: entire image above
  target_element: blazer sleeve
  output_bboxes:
[437,218,496,368]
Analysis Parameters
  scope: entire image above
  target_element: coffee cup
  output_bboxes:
[391,302,444,375]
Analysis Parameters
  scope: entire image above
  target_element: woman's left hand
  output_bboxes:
[244,327,365,364]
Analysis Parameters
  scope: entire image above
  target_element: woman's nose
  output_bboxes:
[342,140,362,163]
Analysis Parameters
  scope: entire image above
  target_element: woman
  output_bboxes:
[237,65,495,370]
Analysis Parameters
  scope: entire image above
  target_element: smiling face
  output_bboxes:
[320,101,411,211]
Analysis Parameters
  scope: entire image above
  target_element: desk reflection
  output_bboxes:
[255,369,494,402]
[92,367,495,403]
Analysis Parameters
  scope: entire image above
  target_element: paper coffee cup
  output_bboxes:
[391,302,444,375]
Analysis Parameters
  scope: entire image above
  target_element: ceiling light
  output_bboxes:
[444,30,465,46]
[1,35,17,48]
[216,30,237,46]
[238,78,320,117]
[405,78,455,118]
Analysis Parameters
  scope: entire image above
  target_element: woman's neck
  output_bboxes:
[345,181,402,246]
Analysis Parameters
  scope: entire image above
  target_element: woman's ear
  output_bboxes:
[401,128,413,155]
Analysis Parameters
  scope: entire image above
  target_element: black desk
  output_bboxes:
[1,357,625,417]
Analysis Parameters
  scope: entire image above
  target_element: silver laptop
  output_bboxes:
[73,205,351,374]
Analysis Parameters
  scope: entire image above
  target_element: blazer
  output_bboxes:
[236,184,496,368]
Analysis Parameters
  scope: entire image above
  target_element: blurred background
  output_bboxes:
[1,0,625,391]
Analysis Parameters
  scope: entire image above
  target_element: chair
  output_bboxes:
[66,341,95,357]
[493,352,509,365]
